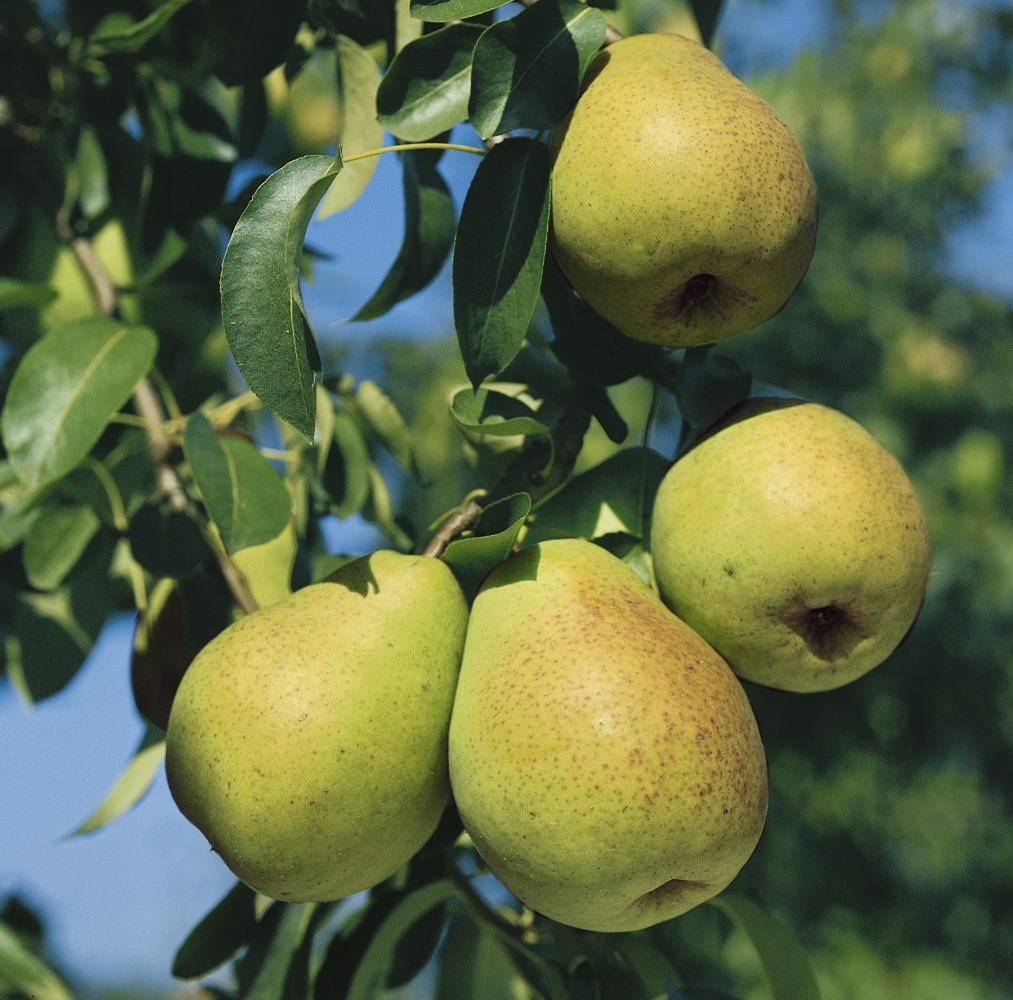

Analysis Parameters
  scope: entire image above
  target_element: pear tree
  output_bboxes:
[0,0,960,997]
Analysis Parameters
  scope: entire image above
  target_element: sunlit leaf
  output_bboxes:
[442,493,531,598]
[2,318,158,492]
[450,384,552,440]
[469,0,606,139]
[453,137,550,387]
[410,0,511,24]
[0,922,75,1000]
[221,155,342,439]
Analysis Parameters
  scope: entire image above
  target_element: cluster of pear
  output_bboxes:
[165,31,931,933]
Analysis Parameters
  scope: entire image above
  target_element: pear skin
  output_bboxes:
[549,33,818,347]
[651,399,932,692]
[165,551,468,901]
[448,538,768,932]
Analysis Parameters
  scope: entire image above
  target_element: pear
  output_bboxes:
[448,538,768,932]
[548,33,818,347]
[165,550,468,901]
[651,398,932,693]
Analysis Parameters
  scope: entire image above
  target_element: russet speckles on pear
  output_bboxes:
[548,32,818,348]
[651,399,932,693]
[448,538,767,933]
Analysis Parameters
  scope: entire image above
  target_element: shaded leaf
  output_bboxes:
[236,902,315,1000]
[435,911,532,999]
[353,150,456,320]
[442,493,531,599]
[0,277,57,310]
[127,503,207,579]
[72,731,166,835]
[0,923,75,1000]
[210,0,309,85]
[708,895,823,1000]
[327,409,373,519]
[183,412,293,551]
[87,0,194,55]
[675,346,752,443]
[353,380,426,481]
[2,318,158,492]
[221,155,342,439]
[23,504,101,591]
[450,384,552,440]
[172,882,258,980]
[469,0,606,139]
[376,24,483,141]
[453,138,550,388]
[75,126,111,220]
[689,0,725,47]
[318,37,384,218]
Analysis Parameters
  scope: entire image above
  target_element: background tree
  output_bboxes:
[1,0,1011,998]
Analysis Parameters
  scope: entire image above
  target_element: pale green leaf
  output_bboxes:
[0,923,75,1000]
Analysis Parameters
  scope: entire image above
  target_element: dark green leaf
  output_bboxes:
[127,503,207,578]
[675,346,752,440]
[210,0,309,85]
[523,447,669,548]
[449,385,552,439]
[1,318,158,492]
[688,0,725,47]
[376,24,483,141]
[435,911,530,999]
[221,155,343,439]
[409,0,512,24]
[0,278,57,310]
[469,0,606,139]
[22,504,101,591]
[318,37,384,218]
[86,0,194,55]
[613,934,683,997]
[386,904,448,989]
[237,902,315,1000]
[346,880,458,1000]
[183,412,293,551]
[353,151,455,320]
[172,882,258,980]
[327,409,372,518]
[453,137,550,388]
[442,493,531,598]
[708,895,823,1000]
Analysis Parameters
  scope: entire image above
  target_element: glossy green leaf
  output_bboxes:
[689,0,725,47]
[435,912,531,1000]
[376,24,483,141]
[346,880,458,1000]
[449,383,551,439]
[72,731,166,835]
[172,882,258,980]
[453,137,550,388]
[442,493,531,598]
[709,895,823,1000]
[469,0,606,139]
[23,503,101,591]
[318,37,384,218]
[0,277,57,310]
[523,447,669,547]
[0,922,75,1000]
[86,0,195,55]
[353,150,456,320]
[353,380,426,481]
[409,0,511,24]
[221,155,342,439]
[183,411,293,551]
[1,318,158,493]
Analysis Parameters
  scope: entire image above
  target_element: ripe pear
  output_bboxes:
[651,399,932,693]
[165,550,468,901]
[548,33,818,347]
[448,538,768,932]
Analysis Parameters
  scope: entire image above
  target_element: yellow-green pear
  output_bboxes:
[549,33,818,347]
[448,538,768,932]
[651,399,932,693]
[165,550,468,901]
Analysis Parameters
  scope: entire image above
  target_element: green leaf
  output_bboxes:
[453,137,550,388]
[327,409,373,519]
[318,37,384,218]
[353,150,456,320]
[172,882,258,980]
[410,0,512,24]
[183,412,293,551]
[450,384,552,440]
[237,902,317,1000]
[221,155,343,439]
[362,464,413,551]
[688,0,725,47]
[442,493,531,598]
[523,447,669,548]
[675,346,752,440]
[0,922,75,1000]
[75,126,111,220]
[435,912,532,999]
[352,380,426,481]
[209,0,309,85]
[708,895,823,1000]
[346,880,458,1000]
[71,730,166,835]
[86,0,195,55]
[469,0,606,139]
[0,277,57,310]
[613,935,683,997]
[23,504,101,591]
[376,24,483,142]
[127,503,208,579]
[1,318,158,493]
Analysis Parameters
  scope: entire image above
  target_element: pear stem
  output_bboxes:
[342,142,486,164]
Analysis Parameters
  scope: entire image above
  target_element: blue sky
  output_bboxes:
[2,0,1012,994]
